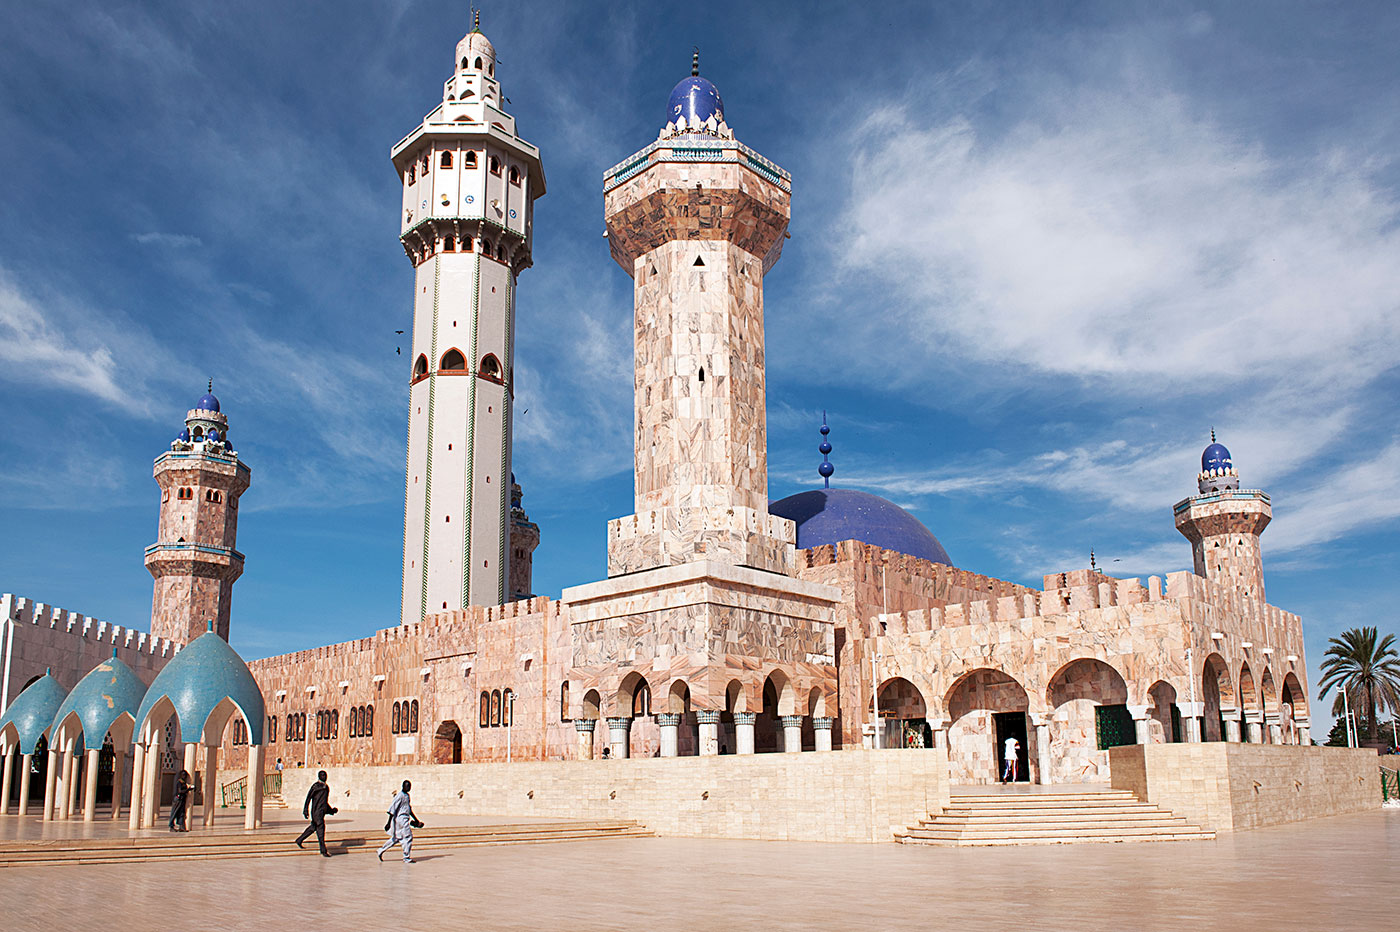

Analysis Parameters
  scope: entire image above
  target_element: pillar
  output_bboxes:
[1245,718,1262,743]
[110,748,126,821]
[41,748,58,822]
[812,717,834,752]
[61,748,79,819]
[695,711,721,757]
[1128,704,1151,745]
[203,744,218,827]
[82,747,100,822]
[606,717,631,760]
[1175,702,1202,743]
[932,725,949,751]
[1294,718,1310,745]
[127,741,146,830]
[1035,722,1052,785]
[781,715,804,753]
[1224,715,1242,743]
[0,748,13,816]
[574,719,596,760]
[733,712,756,755]
[141,738,160,828]
[16,753,33,816]
[657,714,681,758]
[245,745,263,829]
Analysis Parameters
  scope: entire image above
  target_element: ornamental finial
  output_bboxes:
[472,8,480,31]
[1210,427,1216,443]
[818,411,834,488]
[208,378,213,392]
[692,47,700,77]
[1090,548,1096,572]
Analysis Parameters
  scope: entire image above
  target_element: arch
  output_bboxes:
[508,166,521,185]
[1201,652,1234,741]
[410,700,419,733]
[1280,672,1307,744]
[1260,668,1279,715]
[1047,658,1129,709]
[944,668,1030,784]
[392,701,402,734]
[364,704,373,736]
[1281,671,1308,719]
[580,688,601,721]
[495,244,505,260]
[665,680,691,715]
[490,690,501,727]
[875,676,926,719]
[724,679,751,714]
[617,672,651,719]
[479,692,489,728]
[461,56,469,70]
[478,353,502,381]
[1045,659,1131,782]
[443,235,456,252]
[433,720,462,764]
[1238,662,1257,712]
[465,151,478,168]
[1147,680,1179,743]
[559,681,571,722]
[440,151,453,169]
[489,155,501,175]
[440,348,466,371]
[474,56,483,69]
[762,670,795,716]
[807,686,827,718]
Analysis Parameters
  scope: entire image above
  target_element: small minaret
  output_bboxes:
[1174,432,1271,600]
[508,474,539,602]
[602,53,797,577]
[145,384,251,644]
[394,17,546,622]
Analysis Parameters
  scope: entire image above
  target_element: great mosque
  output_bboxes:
[0,20,1368,842]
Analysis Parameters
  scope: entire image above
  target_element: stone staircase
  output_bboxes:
[0,819,651,867]
[896,789,1214,846]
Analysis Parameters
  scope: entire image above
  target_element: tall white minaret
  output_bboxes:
[394,17,545,622]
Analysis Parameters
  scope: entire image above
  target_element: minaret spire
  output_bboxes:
[692,47,700,77]
[818,412,834,489]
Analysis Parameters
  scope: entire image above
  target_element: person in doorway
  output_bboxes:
[377,780,423,863]
[276,757,283,772]
[169,770,191,832]
[1002,736,1020,783]
[295,770,337,857]
[601,747,611,760]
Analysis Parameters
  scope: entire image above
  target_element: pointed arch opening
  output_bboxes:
[440,348,466,371]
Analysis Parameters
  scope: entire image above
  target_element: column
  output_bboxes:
[812,717,834,752]
[1245,717,1262,744]
[203,745,218,827]
[1128,704,1151,745]
[1294,718,1310,745]
[695,711,721,757]
[110,747,126,821]
[82,747,100,822]
[656,714,681,758]
[1267,720,1282,744]
[41,748,59,822]
[16,753,33,816]
[127,742,146,830]
[932,725,949,751]
[574,719,597,760]
[1223,712,1241,742]
[1176,702,1202,742]
[62,749,79,819]
[0,748,13,816]
[606,717,631,759]
[248,745,264,829]
[733,712,756,755]
[1035,722,1052,785]
[141,739,160,828]
[780,715,804,753]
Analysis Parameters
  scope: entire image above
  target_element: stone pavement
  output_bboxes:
[0,809,1394,931]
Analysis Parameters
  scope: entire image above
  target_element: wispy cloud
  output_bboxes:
[130,232,203,248]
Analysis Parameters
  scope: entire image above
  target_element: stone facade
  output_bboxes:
[1175,489,1271,601]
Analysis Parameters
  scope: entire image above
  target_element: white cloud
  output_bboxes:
[131,232,203,248]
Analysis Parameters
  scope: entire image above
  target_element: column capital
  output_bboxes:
[732,712,757,726]
[606,716,632,729]
[694,710,722,726]
[574,719,597,734]
[656,713,682,727]
[779,715,805,728]
[1127,704,1151,720]
[811,716,835,731]
[1176,701,1204,717]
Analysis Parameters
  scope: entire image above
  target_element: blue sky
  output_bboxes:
[2,0,1397,741]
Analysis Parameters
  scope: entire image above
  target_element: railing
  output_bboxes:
[1382,767,1399,803]
[221,776,248,809]
[263,772,283,798]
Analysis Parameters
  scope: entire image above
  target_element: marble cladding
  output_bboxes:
[1175,493,1271,602]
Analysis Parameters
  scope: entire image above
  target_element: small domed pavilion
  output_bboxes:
[0,670,66,818]
[48,651,147,822]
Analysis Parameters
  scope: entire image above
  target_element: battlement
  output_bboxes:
[1,593,179,658]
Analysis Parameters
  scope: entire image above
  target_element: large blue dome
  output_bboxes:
[197,392,220,413]
[667,75,724,128]
[135,628,265,745]
[1202,442,1232,472]
[0,670,67,755]
[769,488,952,565]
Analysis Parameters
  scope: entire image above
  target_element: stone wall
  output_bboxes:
[280,748,949,844]
[1110,743,1379,832]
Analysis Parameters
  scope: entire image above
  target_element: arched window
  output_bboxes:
[488,63,494,77]
[392,701,402,734]
[501,689,512,727]
[480,691,490,728]
[461,56,469,70]
[496,244,505,260]
[365,704,374,736]
[413,354,428,380]
[560,681,571,722]
[331,709,339,739]
[478,354,501,381]
[286,713,294,739]
[443,236,456,252]
[410,700,419,733]
[490,690,501,727]
[269,715,277,743]
[632,682,651,717]
[440,151,453,169]
[349,707,358,738]
[489,156,501,175]
[464,151,478,168]
[463,236,474,252]
[407,164,415,184]
[482,240,493,257]
[299,713,306,741]
[474,56,483,69]
[441,349,466,371]
[420,154,429,174]
[508,166,520,185]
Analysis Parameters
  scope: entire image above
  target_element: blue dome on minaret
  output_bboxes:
[1197,430,1240,494]
[1201,441,1231,473]
[197,380,220,413]
[667,52,724,130]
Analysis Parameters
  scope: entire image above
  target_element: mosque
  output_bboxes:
[0,20,1360,841]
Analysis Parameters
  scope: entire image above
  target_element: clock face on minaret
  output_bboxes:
[392,22,546,622]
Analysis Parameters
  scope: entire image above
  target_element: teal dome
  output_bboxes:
[50,653,147,748]
[135,629,265,745]
[0,670,67,754]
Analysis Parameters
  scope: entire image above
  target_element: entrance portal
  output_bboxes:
[433,721,463,764]
[993,712,1030,783]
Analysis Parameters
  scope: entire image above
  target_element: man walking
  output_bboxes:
[295,770,338,857]
[377,779,422,864]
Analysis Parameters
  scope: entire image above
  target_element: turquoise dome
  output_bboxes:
[135,629,265,745]
[50,653,147,747]
[0,670,67,754]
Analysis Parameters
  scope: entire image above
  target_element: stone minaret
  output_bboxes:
[394,18,545,622]
[1174,433,1271,600]
[603,54,797,578]
[146,385,251,644]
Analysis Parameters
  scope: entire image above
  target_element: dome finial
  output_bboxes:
[471,6,480,32]
[692,47,700,77]
[208,378,213,392]
[1211,427,1216,443]
[1090,548,1096,571]
[818,411,834,488]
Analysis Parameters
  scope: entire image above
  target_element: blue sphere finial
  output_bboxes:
[818,411,834,488]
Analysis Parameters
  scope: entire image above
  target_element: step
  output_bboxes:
[919,817,1191,832]
[936,804,1167,817]
[905,822,1209,840]
[898,830,1216,846]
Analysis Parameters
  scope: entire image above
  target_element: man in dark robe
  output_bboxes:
[295,770,338,856]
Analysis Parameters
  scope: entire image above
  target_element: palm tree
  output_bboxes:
[1317,627,1400,742]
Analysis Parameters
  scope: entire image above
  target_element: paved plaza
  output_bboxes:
[0,809,1394,931]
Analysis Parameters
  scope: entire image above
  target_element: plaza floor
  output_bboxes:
[0,808,1394,931]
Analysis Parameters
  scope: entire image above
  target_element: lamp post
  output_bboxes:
[1342,688,1354,747]
[507,693,515,763]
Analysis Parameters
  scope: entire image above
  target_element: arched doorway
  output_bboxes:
[875,677,930,748]
[1238,663,1257,742]
[433,721,462,764]
[945,668,1030,784]
[1201,653,1234,741]
[1280,672,1308,745]
[1046,658,1130,783]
